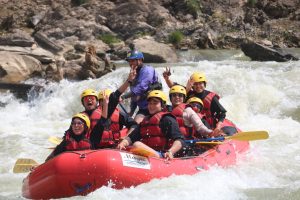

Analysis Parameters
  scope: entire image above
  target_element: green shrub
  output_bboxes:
[168,31,184,46]
[98,34,121,45]
[186,0,201,17]
[247,0,257,7]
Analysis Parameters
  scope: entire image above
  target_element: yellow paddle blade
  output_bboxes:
[226,131,269,141]
[13,158,39,173]
[129,147,158,158]
[48,136,62,145]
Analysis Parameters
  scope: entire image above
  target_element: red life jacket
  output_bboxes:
[97,108,127,148]
[171,103,193,139]
[140,112,172,151]
[65,131,91,151]
[82,107,102,130]
[201,92,220,128]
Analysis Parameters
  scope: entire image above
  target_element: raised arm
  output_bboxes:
[163,67,175,88]
[118,67,137,94]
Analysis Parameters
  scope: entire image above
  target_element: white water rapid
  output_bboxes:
[1,53,300,200]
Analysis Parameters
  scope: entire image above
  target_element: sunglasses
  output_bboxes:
[83,96,96,103]
[71,121,84,126]
[171,93,185,98]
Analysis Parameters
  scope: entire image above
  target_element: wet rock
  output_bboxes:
[0,51,42,83]
[0,30,35,47]
[241,40,299,62]
[34,31,63,53]
[132,36,178,63]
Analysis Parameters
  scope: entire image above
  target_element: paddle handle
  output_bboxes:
[185,137,225,144]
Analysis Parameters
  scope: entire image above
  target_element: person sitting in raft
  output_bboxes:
[80,67,136,131]
[167,85,223,139]
[186,96,211,129]
[90,89,138,149]
[80,88,102,131]
[46,98,109,161]
[117,90,186,160]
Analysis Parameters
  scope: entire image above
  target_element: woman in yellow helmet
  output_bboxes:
[45,113,92,161]
[117,90,185,160]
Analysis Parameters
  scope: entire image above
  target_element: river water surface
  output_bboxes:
[0,50,300,200]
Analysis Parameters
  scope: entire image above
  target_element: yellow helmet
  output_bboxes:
[186,97,203,106]
[72,113,91,129]
[98,89,112,100]
[147,90,167,104]
[190,72,207,83]
[80,89,98,100]
[169,85,186,96]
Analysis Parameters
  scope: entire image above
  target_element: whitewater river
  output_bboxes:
[0,50,300,199]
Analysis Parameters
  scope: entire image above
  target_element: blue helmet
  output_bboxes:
[126,49,144,61]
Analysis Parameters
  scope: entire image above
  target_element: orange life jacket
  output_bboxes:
[65,131,91,151]
[140,112,172,151]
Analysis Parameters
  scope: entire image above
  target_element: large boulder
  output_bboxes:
[241,40,299,62]
[0,52,42,83]
[0,29,35,47]
[132,36,178,63]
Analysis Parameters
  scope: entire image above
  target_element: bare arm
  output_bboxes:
[183,107,212,136]
[101,91,109,118]
[163,67,175,88]
[118,67,137,94]
[185,78,194,93]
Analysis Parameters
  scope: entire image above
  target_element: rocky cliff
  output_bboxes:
[0,0,299,83]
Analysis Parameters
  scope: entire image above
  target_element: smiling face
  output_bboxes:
[82,95,98,111]
[147,98,162,115]
[71,118,85,135]
[192,82,206,93]
[170,93,185,107]
[127,59,143,69]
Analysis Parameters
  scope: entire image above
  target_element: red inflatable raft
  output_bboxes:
[22,139,249,199]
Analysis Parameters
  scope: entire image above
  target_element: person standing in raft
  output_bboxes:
[90,89,138,149]
[117,90,185,160]
[121,48,162,124]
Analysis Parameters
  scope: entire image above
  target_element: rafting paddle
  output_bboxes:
[129,147,158,158]
[48,136,62,145]
[185,131,269,145]
[13,158,39,173]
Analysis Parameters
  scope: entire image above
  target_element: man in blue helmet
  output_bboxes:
[122,49,162,124]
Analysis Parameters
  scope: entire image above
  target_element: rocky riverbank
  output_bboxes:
[0,0,299,83]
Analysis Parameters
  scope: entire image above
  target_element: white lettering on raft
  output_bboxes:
[120,152,151,169]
